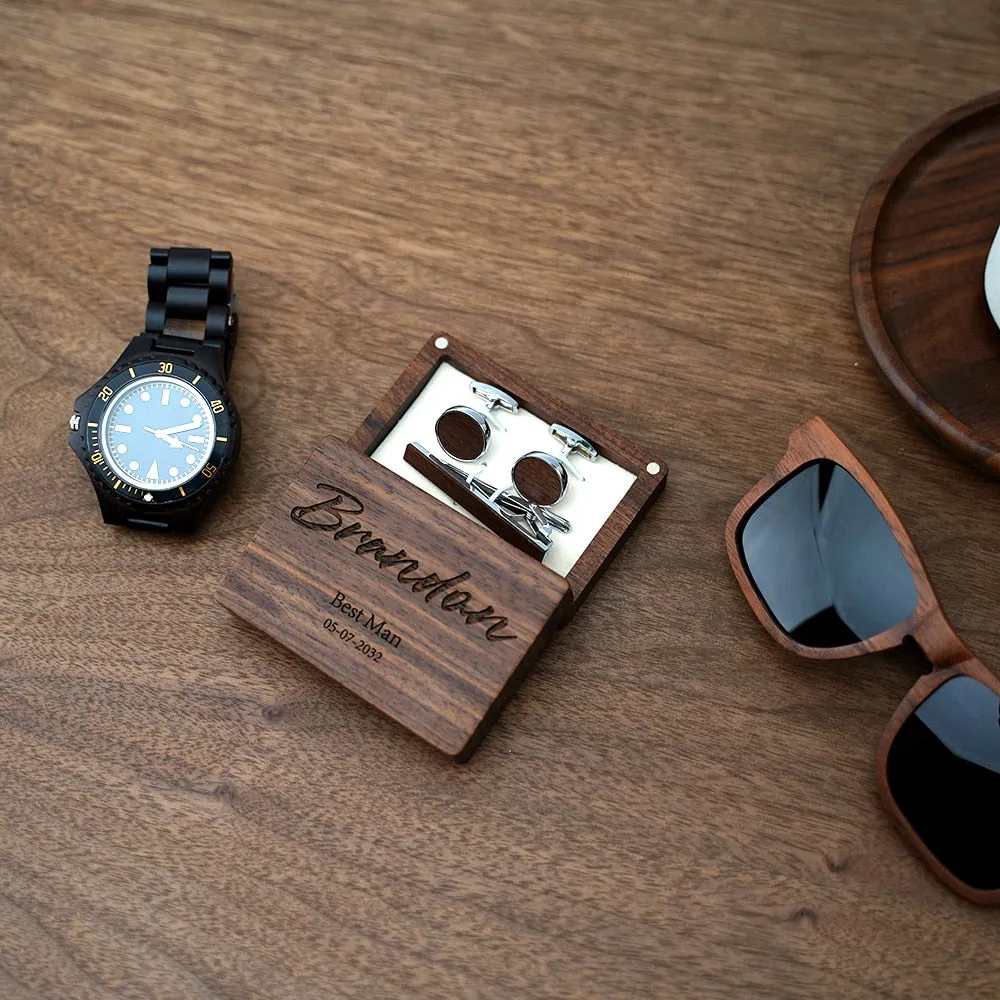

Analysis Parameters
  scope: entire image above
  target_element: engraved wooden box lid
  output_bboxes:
[217,437,573,761]
[217,335,666,760]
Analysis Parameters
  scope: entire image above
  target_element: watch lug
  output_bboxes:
[116,334,228,384]
[127,509,203,533]
[94,489,127,526]
[93,487,206,533]
[112,336,148,368]
[191,342,229,383]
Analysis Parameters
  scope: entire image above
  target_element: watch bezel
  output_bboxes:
[74,356,238,509]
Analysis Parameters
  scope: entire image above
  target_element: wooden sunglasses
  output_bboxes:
[725,416,1000,905]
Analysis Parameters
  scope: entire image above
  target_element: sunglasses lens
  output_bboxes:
[738,460,917,647]
[886,676,1000,891]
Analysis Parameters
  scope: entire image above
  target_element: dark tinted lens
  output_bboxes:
[738,460,917,647]
[886,676,1000,891]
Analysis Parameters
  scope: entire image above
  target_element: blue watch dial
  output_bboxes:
[99,374,217,490]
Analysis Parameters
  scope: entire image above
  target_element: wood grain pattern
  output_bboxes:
[725,416,1000,904]
[851,91,1000,476]
[435,406,489,462]
[512,453,565,507]
[4,0,1000,996]
[217,436,573,760]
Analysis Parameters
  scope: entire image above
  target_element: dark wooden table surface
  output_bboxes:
[3,2,999,997]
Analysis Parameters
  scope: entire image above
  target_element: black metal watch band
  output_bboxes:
[143,247,238,376]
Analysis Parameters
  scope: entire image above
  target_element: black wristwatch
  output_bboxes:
[69,247,242,532]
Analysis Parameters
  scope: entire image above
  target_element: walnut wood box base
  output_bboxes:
[217,336,666,760]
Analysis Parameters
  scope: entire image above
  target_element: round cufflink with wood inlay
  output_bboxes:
[512,452,569,507]
[435,405,491,463]
[509,452,572,541]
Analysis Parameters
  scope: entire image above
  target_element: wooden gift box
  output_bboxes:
[217,335,667,760]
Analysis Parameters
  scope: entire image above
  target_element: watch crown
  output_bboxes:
[69,412,81,432]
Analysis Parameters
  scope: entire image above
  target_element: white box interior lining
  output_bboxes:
[370,361,637,577]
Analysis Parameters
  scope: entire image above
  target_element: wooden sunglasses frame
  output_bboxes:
[725,416,1000,905]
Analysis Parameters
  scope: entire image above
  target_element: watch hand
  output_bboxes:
[142,426,200,449]
[155,416,203,437]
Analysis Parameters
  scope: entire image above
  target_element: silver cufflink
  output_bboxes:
[435,405,491,487]
[507,451,572,540]
[469,380,519,432]
[549,423,598,481]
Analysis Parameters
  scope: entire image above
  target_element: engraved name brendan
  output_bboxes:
[290,484,518,642]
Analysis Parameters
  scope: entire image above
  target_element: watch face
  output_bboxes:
[99,374,217,490]
[74,359,237,508]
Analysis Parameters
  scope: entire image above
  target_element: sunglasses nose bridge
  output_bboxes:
[910,608,972,669]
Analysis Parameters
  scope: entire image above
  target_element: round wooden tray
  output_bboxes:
[851,91,1000,476]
